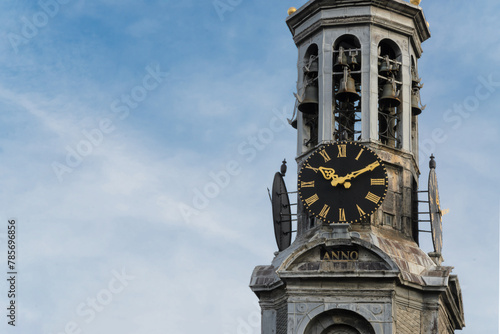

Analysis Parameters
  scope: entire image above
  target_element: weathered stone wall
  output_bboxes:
[276,303,288,334]
[438,300,454,334]
[396,304,421,334]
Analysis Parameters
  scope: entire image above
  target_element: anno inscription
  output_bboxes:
[320,247,359,261]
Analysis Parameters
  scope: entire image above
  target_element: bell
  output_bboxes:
[379,56,392,75]
[336,75,360,102]
[333,47,348,71]
[304,56,319,73]
[411,93,422,115]
[379,80,400,108]
[348,52,360,71]
[298,84,319,114]
[411,66,421,85]
[411,90,426,115]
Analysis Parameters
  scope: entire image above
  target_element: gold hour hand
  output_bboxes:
[319,167,338,181]
[319,166,346,187]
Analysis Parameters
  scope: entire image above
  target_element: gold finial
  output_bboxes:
[410,0,421,5]
[426,21,430,28]
[287,7,297,16]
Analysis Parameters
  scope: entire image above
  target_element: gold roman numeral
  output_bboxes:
[305,163,319,173]
[300,181,315,188]
[305,194,319,206]
[356,205,366,216]
[339,208,346,221]
[319,149,331,162]
[355,148,364,161]
[337,144,347,158]
[365,192,381,204]
[371,178,385,186]
[319,204,330,219]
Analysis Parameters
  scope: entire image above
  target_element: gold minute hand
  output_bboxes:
[345,161,380,180]
[334,161,380,189]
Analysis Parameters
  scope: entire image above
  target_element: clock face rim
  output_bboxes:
[297,141,388,224]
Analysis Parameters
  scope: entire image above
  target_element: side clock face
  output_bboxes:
[428,167,443,254]
[298,142,388,224]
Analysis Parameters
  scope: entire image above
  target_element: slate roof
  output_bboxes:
[250,226,453,292]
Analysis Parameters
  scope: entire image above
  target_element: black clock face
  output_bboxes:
[298,142,388,224]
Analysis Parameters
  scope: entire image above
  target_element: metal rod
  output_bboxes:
[377,74,403,85]
[417,190,428,193]
[418,200,429,203]
[418,230,432,233]
[332,70,362,75]
[377,55,402,64]
[419,220,431,222]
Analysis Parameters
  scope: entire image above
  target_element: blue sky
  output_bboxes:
[0,0,498,333]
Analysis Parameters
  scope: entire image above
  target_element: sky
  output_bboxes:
[0,0,498,333]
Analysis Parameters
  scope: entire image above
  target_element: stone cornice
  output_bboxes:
[286,0,430,57]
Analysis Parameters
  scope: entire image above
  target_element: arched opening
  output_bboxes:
[378,39,402,148]
[333,35,362,142]
[411,56,424,116]
[322,324,360,334]
[304,309,376,334]
[297,43,320,147]
[410,56,420,156]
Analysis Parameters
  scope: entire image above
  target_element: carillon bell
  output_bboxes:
[336,70,360,102]
[379,55,392,75]
[379,80,400,108]
[411,89,426,115]
[298,84,319,114]
[304,55,319,74]
[411,66,421,85]
[348,52,360,71]
[333,47,348,71]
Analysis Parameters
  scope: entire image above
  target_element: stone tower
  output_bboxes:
[250,1,465,334]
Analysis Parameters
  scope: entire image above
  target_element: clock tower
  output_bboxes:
[250,1,465,334]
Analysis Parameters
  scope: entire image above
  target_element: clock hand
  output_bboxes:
[331,161,381,189]
[321,168,350,187]
[319,167,339,181]
[344,161,380,180]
